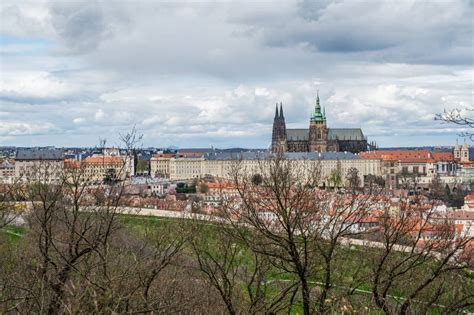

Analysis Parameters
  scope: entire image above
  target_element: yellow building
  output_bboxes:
[165,151,381,187]
[150,154,175,178]
[82,156,125,183]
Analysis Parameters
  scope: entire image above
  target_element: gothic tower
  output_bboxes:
[308,92,328,152]
[271,102,288,153]
[461,140,470,162]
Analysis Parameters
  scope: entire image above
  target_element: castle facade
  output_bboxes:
[271,94,371,153]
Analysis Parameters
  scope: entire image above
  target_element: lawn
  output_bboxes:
[119,213,474,313]
[3,213,472,313]
[0,225,26,243]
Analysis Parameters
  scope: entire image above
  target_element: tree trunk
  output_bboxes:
[300,277,311,315]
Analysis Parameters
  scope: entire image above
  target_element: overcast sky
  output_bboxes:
[1,0,472,149]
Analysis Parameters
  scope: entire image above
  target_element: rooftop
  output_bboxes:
[83,156,123,164]
[360,150,437,163]
[177,148,215,154]
[447,211,474,221]
[432,152,454,161]
[286,128,366,142]
[205,151,361,161]
[16,148,64,161]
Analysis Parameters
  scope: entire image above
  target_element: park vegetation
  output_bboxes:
[0,154,472,314]
[0,128,472,313]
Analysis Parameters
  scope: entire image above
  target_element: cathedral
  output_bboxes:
[271,94,372,153]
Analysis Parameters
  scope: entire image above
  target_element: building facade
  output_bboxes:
[150,154,175,178]
[360,149,462,191]
[271,94,370,154]
[82,156,125,183]
[454,142,473,184]
[0,159,15,184]
[159,151,381,186]
[15,148,65,183]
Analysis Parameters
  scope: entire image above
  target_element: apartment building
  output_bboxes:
[0,159,15,184]
[150,153,175,178]
[164,151,381,186]
[15,148,65,183]
[360,150,459,190]
[82,156,125,183]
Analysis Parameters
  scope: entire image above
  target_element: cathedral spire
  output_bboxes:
[280,102,284,119]
[275,103,279,118]
[316,90,321,111]
[311,90,325,122]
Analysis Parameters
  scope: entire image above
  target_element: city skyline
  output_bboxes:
[1,1,473,148]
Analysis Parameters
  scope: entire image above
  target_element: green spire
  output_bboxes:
[311,90,325,122]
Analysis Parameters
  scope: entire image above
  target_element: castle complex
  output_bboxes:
[271,93,371,153]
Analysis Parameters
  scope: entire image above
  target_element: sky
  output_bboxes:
[0,0,473,149]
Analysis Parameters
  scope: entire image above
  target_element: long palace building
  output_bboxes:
[272,93,373,153]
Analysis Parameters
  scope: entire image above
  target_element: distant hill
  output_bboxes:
[379,146,453,152]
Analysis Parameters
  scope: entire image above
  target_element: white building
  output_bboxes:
[131,176,170,195]
[447,210,474,238]
[150,154,175,178]
[15,149,65,183]
[0,159,15,184]
[161,151,381,186]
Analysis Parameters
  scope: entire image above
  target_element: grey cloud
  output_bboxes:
[0,0,472,148]
[246,0,473,64]
[50,1,111,53]
[0,2,53,38]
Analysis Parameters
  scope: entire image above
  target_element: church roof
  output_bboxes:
[287,129,309,141]
[206,151,360,161]
[328,128,365,141]
[16,148,64,161]
[286,128,365,141]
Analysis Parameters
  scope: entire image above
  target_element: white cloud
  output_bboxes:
[73,117,85,124]
[0,1,53,38]
[94,109,105,121]
[0,0,471,147]
[0,121,57,136]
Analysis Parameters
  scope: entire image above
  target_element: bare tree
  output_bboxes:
[190,222,243,315]
[190,218,296,314]
[368,202,473,314]
[15,160,125,314]
[0,128,143,313]
[346,167,361,192]
[428,174,446,201]
[135,219,191,312]
[2,130,472,314]
[0,179,24,229]
[219,154,375,314]
[436,108,474,140]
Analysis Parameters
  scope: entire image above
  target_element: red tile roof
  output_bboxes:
[152,153,176,158]
[447,211,474,221]
[432,152,454,161]
[83,156,123,165]
[178,152,206,157]
[206,182,237,190]
[360,150,437,163]
[64,159,81,168]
